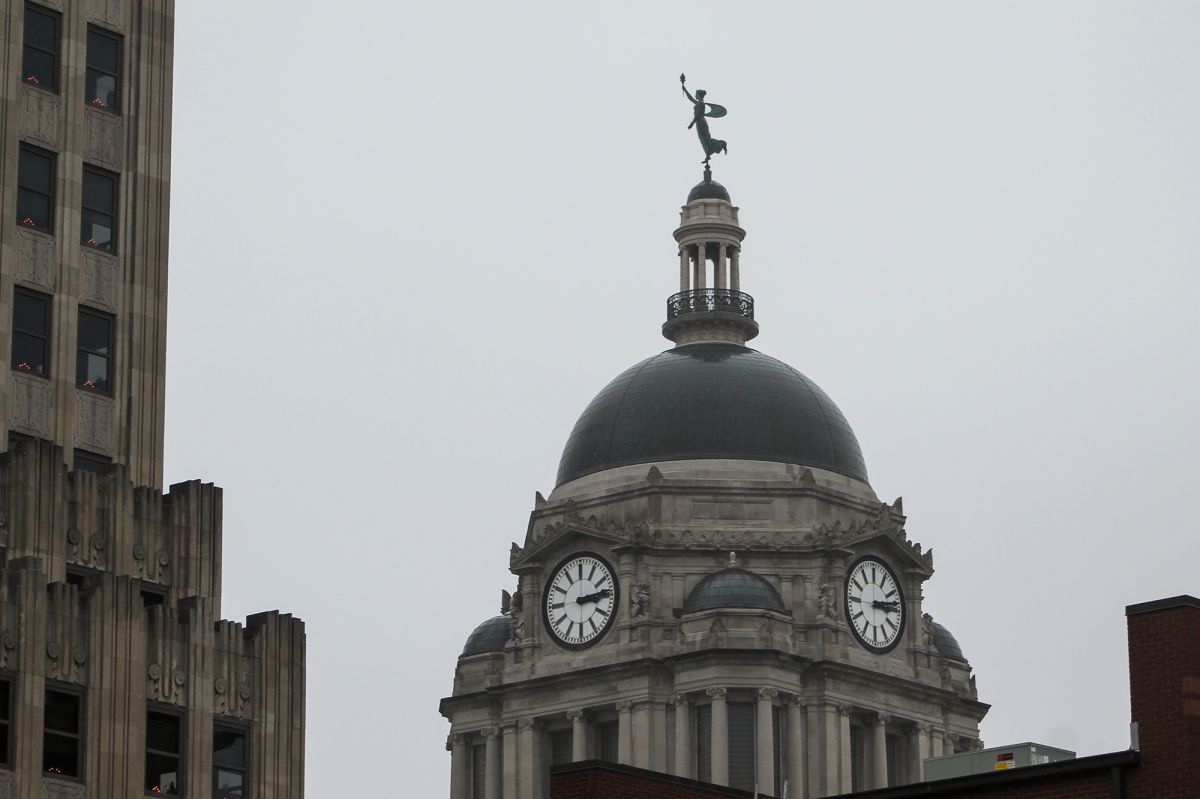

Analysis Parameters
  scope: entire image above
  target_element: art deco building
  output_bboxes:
[441,169,988,798]
[0,2,304,797]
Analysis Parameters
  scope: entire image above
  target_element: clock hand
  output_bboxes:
[576,588,612,605]
[871,600,900,610]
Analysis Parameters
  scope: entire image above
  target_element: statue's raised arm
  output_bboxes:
[680,73,728,166]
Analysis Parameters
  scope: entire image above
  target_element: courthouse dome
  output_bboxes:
[460,616,512,657]
[684,568,786,614]
[932,622,968,663]
[555,343,868,487]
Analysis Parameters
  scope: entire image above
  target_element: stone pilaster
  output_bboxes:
[501,723,518,799]
[914,722,932,782]
[707,687,729,786]
[449,734,469,799]
[616,701,633,765]
[673,693,693,779]
[756,688,778,795]
[872,713,890,789]
[518,718,542,798]
[784,697,805,798]
[483,726,501,799]
[838,703,853,794]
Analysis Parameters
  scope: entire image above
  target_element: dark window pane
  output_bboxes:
[87,29,119,72]
[213,727,246,769]
[727,702,755,791]
[78,311,111,354]
[76,352,109,393]
[550,729,573,766]
[0,726,8,767]
[43,732,78,777]
[145,751,179,795]
[80,208,114,250]
[12,332,47,375]
[86,71,118,109]
[24,8,57,51]
[22,49,55,89]
[470,744,486,799]
[17,190,51,230]
[213,767,244,799]
[19,149,53,193]
[44,691,79,734]
[597,721,618,763]
[695,704,712,783]
[0,681,9,720]
[13,290,48,334]
[147,712,181,753]
[82,170,115,213]
[886,733,900,786]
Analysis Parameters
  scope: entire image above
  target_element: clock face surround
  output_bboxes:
[845,556,906,653]
[541,552,619,650]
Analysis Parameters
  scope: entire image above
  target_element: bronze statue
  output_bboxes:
[681,73,728,165]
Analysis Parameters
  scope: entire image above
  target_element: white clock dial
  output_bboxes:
[542,553,618,649]
[845,557,905,652]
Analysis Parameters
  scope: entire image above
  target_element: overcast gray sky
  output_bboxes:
[166,2,1199,795]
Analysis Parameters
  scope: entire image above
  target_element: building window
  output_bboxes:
[0,679,10,767]
[22,4,59,91]
[86,28,121,111]
[43,689,81,777]
[146,710,182,795]
[727,702,755,792]
[850,725,865,791]
[550,729,573,766]
[597,720,618,763]
[12,287,51,377]
[213,724,247,799]
[17,145,55,231]
[694,704,712,783]
[81,167,117,251]
[469,743,486,799]
[77,307,113,394]
[886,732,901,786]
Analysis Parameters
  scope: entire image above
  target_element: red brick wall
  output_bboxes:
[1124,597,1200,799]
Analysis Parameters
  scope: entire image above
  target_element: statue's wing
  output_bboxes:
[704,103,727,118]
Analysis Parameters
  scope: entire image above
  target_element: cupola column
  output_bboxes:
[679,249,690,291]
[673,693,694,778]
[695,245,707,290]
[708,687,729,785]
[872,713,890,788]
[730,247,740,292]
[756,688,778,795]
[715,244,727,289]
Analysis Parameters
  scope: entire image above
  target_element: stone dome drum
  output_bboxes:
[555,343,869,487]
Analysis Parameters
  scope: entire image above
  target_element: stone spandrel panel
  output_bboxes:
[84,109,124,172]
[43,777,85,799]
[11,373,52,438]
[81,250,117,310]
[75,391,115,455]
[88,0,124,28]
[20,87,59,150]
[17,229,55,290]
[0,770,12,799]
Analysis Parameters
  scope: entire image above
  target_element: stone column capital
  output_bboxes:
[784,694,807,708]
[757,687,779,701]
[615,700,634,713]
[874,712,891,726]
[517,717,538,732]
[706,686,727,700]
[916,721,933,734]
[566,709,585,722]
[483,725,501,739]
[672,692,693,706]
[836,702,854,717]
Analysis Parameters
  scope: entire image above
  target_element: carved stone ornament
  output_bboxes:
[817,583,837,620]
[705,687,727,700]
[517,718,537,731]
[84,107,124,171]
[81,249,118,310]
[214,677,228,695]
[0,631,15,670]
[132,543,146,561]
[20,86,59,148]
[10,372,52,437]
[17,229,54,289]
[0,769,14,799]
[46,641,60,660]
[88,0,125,28]
[630,582,651,617]
[565,709,585,721]
[43,777,85,799]
[75,391,115,455]
[758,687,779,701]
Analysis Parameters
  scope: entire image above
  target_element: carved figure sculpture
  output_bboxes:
[631,583,652,617]
[922,612,935,647]
[507,589,525,642]
[817,583,837,620]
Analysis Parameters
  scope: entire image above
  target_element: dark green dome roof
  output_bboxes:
[688,178,731,202]
[684,568,786,614]
[461,616,511,657]
[555,344,868,487]
[933,622,967,662]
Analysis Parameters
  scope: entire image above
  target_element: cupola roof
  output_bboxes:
[684,562,786,614]
[460,616,511,657]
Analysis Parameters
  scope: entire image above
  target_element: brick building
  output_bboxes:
[549,595,1199,799]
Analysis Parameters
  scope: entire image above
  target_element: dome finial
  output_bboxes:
[729,551,738,567]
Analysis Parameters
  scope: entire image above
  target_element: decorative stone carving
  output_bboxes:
[817,583,837,620]
[84,108,124,171]
[758,687,779,701]
[916,721,932,734]
[81,250,118,310]
[21,87,59,148]
[922,613,935,647]
[88,0,125,28]
[517,718,537,731]
[75,391,114,455]
[483,726,500,739]
[0,769,13,799]
[630,583,651,617]
[17,229,54,289]
[507,589,525,643]
[0,631,16,671]
[565,709,585,721]
[705,687,727,700]
[874,712,892,725]
[615,700,634,712]
[671,692,692,706]
[10,373,52,438]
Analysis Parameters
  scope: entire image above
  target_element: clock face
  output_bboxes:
[542,552,618,650]
[845,556,905,653]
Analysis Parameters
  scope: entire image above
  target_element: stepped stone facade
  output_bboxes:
[0,1,305,797]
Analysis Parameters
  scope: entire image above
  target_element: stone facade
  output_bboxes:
[441,179,987,798]
[0,2,305,796]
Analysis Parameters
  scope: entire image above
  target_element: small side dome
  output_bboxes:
[684,568,785,614]
[461,616,511,657]
[687,178,731,203]
[932,622,967,663]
